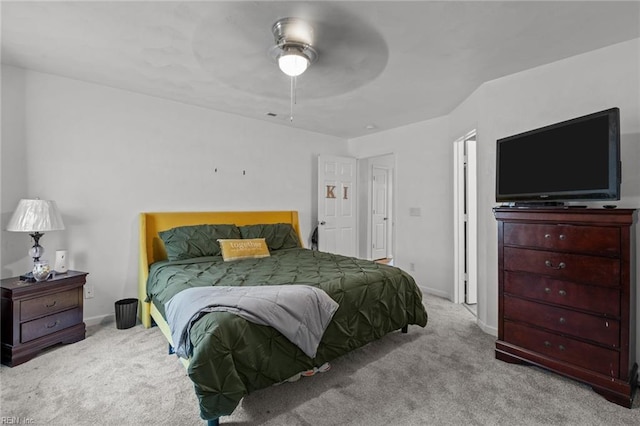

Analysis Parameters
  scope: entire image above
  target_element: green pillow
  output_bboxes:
[238,223,301,251]
[159,224,241,260]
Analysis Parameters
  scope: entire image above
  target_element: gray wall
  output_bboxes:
[351,38,640,359]
[0,66,349,322]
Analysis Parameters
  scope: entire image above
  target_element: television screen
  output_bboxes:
[496,108,620,204]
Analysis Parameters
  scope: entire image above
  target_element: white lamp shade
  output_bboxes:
[7,199,65,232]
[278,52,309,77]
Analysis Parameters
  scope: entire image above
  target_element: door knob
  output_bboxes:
[320,221,326,225]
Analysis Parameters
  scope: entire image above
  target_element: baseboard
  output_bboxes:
[419,286,498,337]
[84,313,115,328]
[477,317,498,337]
[420,286,450,300]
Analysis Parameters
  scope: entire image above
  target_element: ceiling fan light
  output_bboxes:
[278,51,309,77]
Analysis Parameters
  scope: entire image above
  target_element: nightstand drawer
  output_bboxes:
[504,295,620,347]
[503,223,620,256]
[21,308,83,343]
[504,247,620,287]
[20,289,80,321]
[504,321,619,377]
[504,271,620,316]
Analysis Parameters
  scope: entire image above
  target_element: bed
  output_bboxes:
[138,211,428,424]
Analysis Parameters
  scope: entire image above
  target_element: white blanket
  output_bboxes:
[164,285,339,359]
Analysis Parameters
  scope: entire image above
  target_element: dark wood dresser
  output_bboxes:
[1,270,88,367]
[494,208,637,407]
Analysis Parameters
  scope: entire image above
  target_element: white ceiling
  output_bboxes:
[2,1,639,139]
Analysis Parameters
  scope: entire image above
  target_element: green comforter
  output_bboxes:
[147,248,428,420]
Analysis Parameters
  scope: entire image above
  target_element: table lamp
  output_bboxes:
[7,198,65,281]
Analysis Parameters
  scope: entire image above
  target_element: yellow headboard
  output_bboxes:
[138,210,302,328]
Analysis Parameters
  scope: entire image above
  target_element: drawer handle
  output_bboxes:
[544,341,551,347]
[559,317,566,324]
[45,301,57,308]
[544,287,551,294]
[45,320,60,329]
[558,290,567,296]
[559,344,566,351]
[544,260,566,270]
[544,233,566,240]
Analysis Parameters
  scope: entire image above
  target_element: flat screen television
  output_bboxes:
[496,107,620,205]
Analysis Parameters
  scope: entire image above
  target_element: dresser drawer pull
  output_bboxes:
[605,321,609,328]
[559,344,566,351]
[558,290,567,296]
[544,341,551,347]
[45,320,60,329]
[544,260,566,269]
[559,317,566,324]
[543,233,566,240]
[45,301,57,308]
[544,287,551,294]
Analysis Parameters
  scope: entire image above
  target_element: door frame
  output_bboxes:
[453,130,478,305]
[371,164,392,260]
[358,154,395,261]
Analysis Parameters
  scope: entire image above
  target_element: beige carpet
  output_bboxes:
[1,295,638,425]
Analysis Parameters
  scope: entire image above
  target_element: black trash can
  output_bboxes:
[115,298,138,329]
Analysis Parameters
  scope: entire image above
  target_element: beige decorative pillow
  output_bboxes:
[218,238,270,261]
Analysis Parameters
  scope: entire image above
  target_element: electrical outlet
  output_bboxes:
[84,284,94,299]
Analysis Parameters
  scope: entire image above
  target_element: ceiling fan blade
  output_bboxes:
[192,1,388,100]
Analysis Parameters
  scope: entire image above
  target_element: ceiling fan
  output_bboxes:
[269,17,318,78]
[268,17,319,121]
[191,2,389,108]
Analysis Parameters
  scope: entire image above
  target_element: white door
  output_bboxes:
[317,155,357,257]
[466,139,478,304]
[453,132,478,305]
[371,166,389,260]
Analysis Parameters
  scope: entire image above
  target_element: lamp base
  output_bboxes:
[19,272,36,282]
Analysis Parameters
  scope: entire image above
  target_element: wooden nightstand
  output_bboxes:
[1,270,88,367]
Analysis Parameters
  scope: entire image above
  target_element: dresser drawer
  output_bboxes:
[504,295,619,347]
[503,223,620,256]
[504,321,619,377]
[20,289,80,321]
[504,272,620,316]
[21,308,83,343]
[504,247,620,287]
